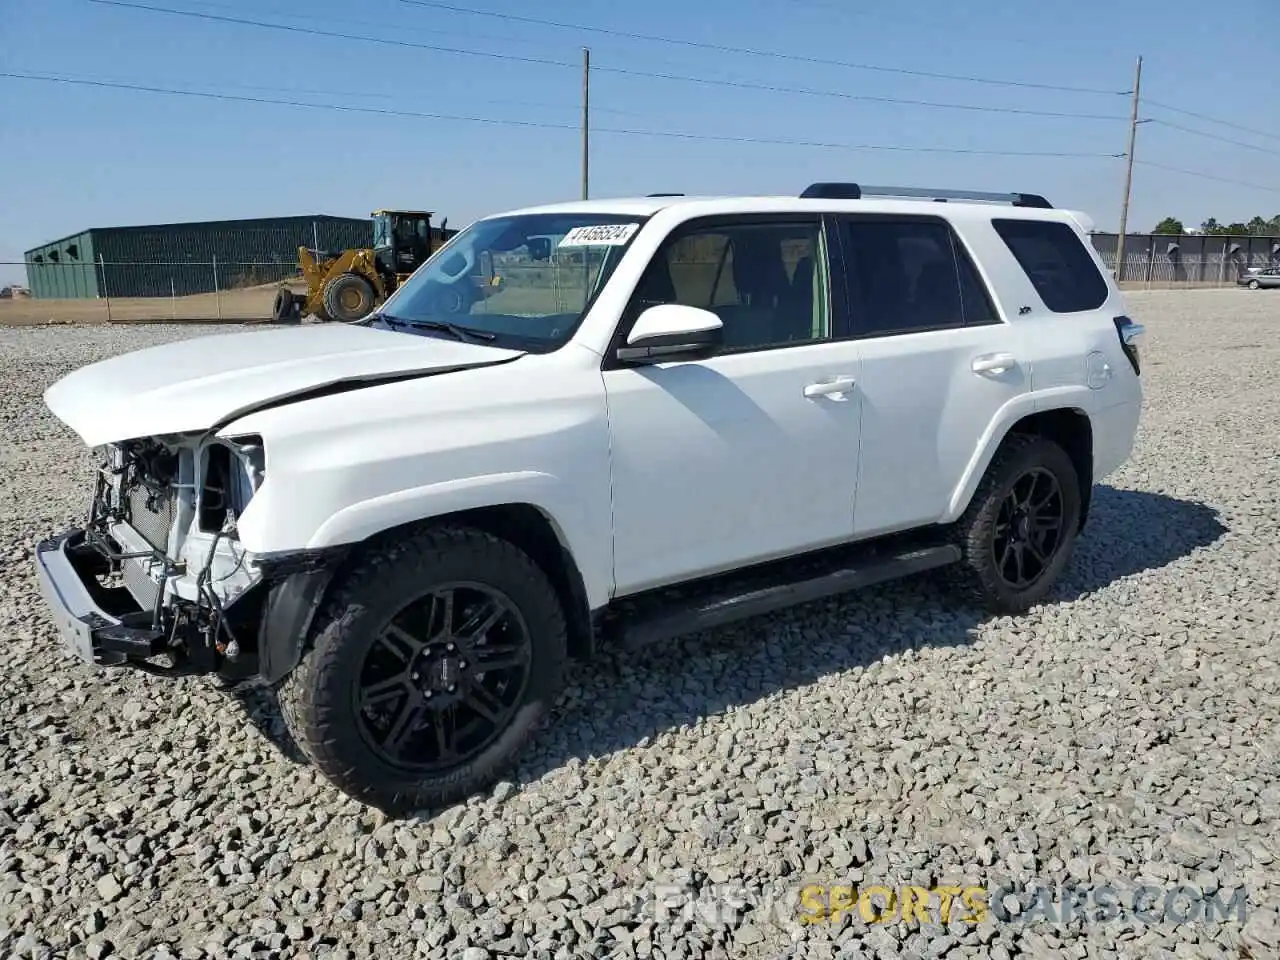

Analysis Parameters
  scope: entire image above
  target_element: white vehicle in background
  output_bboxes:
[35,182,1144,811]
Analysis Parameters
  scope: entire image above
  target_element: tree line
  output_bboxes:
[1152,215,1280,237]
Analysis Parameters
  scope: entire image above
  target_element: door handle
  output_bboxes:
[804,376,856,398]
[971,352,1017,375]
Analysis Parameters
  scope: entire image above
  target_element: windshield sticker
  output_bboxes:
[558,223,640,247]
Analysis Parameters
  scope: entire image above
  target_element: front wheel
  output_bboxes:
[1249,279,1260,290]
[277,526,567,812]
[322,272,377,322]
[950,434,1082,614]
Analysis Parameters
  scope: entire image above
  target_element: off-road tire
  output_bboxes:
[277,525,568,813]
[271,288,301,325]
[322,272,377,322]
[949,433,1082,615]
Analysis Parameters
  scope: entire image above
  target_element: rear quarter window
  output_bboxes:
[991,218,1110,313]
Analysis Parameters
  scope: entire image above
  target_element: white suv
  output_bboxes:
[35,183,1145,811]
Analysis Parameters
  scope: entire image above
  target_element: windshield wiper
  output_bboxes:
[371,313,496,343]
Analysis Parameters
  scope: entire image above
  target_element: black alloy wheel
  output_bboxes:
[276,525,568,813]
[951,433,1082,614]
[355,584,533,772]
[991,467,1065,591]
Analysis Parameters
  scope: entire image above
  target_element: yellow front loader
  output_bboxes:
[272,209,472,324]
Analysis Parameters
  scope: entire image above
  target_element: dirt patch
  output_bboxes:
[0,282,307,326]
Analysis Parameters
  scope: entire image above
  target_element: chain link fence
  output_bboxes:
[1096,251,1280,289]
[0,259,304,324]
[1091,232,1280,289]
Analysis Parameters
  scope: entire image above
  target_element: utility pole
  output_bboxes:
[581,47,590,200]
[1115,55,1143,283]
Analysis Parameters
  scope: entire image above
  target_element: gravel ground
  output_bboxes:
[1,288,1278,960]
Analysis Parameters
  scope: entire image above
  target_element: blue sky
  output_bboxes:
[2,0,1277,285]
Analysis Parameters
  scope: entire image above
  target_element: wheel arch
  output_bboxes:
[258,500,596,685]
[946,405,1094,531]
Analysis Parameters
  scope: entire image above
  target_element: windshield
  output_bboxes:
[374,212,646,350]
[372,215,392,249]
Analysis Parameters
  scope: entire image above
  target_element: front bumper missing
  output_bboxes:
[36,525,348,682]
[34,528,167,668]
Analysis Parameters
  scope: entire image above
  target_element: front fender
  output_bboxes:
[304,470,611,609]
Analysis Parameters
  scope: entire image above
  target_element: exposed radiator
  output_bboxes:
[122,557,162,612]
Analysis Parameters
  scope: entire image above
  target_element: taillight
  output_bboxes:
[1112,315,1145,375]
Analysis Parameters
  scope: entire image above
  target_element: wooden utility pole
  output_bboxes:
[581,47,591,200]
[1115,55,1143,282]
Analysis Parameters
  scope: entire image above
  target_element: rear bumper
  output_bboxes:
[1092,398,1143,482]
[34,528,167,668]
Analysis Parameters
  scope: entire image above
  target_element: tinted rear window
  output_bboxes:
[991,218,1109,313]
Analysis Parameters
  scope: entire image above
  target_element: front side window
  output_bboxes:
[628,217,830,351]
[376,213,645,351]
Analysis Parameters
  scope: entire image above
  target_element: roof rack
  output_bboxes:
[799,182,1053,209]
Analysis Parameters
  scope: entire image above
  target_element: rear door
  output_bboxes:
[831,212,1030,538]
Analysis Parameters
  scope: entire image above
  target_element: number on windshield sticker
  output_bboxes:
[558,223,640,247]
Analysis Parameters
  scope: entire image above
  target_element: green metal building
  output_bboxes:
[24,214,373,299]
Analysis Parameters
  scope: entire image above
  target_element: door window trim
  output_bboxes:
[831,212,1006,340]
[600,212,849,370]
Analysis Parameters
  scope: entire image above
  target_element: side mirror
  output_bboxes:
[527,237,552,262]
[616,304,723,363]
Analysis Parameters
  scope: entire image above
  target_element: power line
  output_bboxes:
[83,0,1130,122]
[397,0,1127,96]
[0,71,1122,158]
[1142,97,1280,144]
[27,69,646,117]
[1133,159,1280,195]
[176,0,572,51]
[1144,118,1280,158]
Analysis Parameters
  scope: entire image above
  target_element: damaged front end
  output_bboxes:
[35,432,322,681]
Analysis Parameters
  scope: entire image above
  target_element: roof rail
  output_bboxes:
[800,182,861,199]
[646,192,684,197]
[799,182,1053,208]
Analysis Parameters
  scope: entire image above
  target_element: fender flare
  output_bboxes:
[256,471,604,684]
[941,388,1094,523]
[305,469,608,607]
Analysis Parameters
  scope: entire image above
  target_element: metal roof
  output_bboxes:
[24,214,368,256]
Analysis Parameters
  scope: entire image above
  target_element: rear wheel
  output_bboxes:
[1249,278,1260,290]
[322,272,377,322]
[950,434,1082,614]
[277,526,568,812]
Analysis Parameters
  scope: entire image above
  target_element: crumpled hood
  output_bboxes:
[44,323,525,446]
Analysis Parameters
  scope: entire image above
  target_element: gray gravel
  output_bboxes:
[2,289,1279,960]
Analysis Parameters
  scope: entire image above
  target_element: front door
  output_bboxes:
[602,214,863,596]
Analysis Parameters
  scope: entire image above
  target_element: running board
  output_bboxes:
[614,543,961,649]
